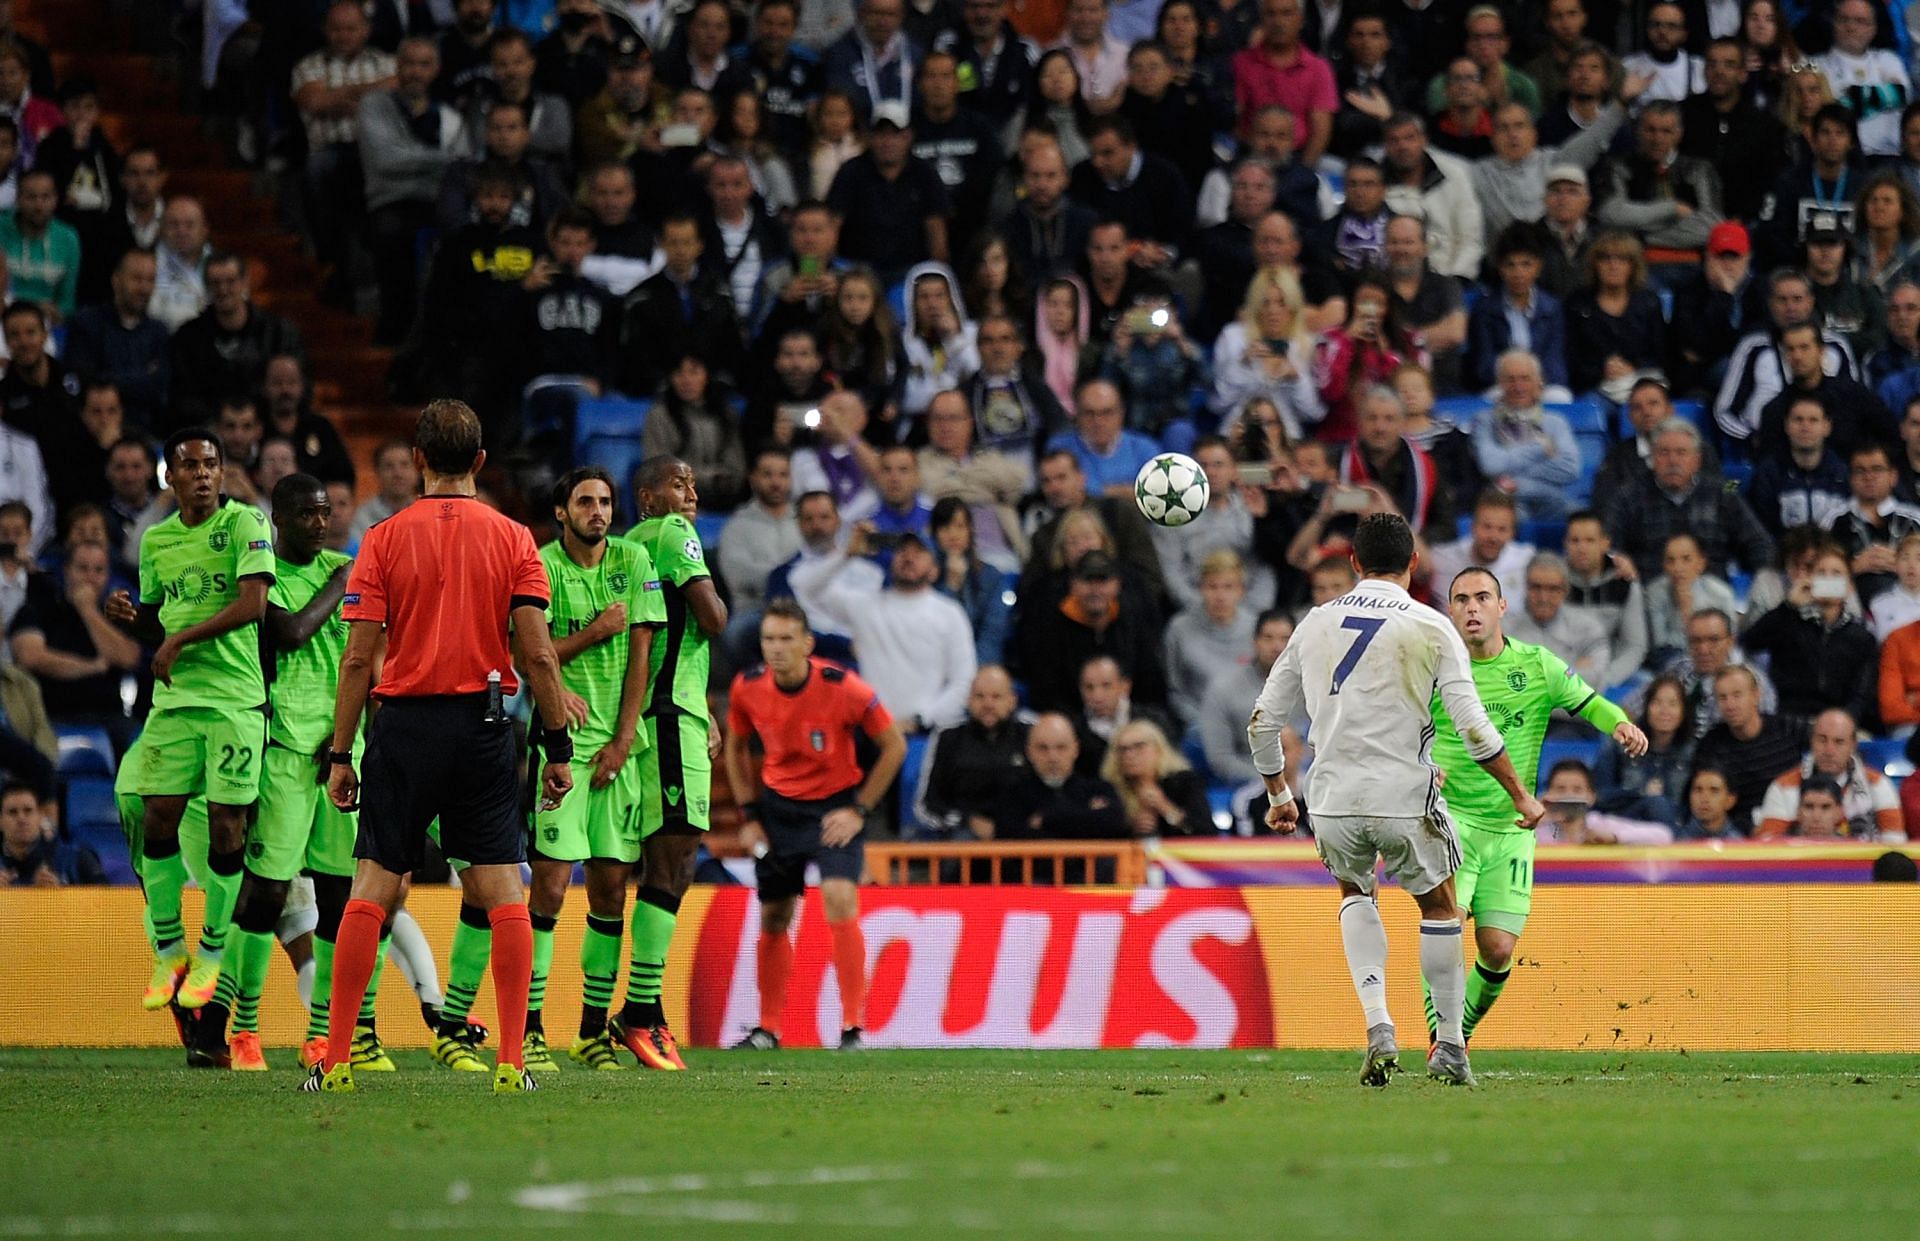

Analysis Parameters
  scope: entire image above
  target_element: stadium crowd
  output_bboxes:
[13,0,1920,886]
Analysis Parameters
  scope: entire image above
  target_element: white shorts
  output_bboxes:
[276,874,318,944]
[1312,813,1461,897]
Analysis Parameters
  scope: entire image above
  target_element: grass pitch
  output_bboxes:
[1,1048,1915,1239]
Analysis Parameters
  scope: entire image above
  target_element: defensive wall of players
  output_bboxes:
[7,852,1917,1053]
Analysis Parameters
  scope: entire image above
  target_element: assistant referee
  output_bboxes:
[305,400,575,1095]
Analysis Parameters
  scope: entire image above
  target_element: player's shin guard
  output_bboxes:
[141,836,190,950]
[1462,959,1511,1041]
[1338,896,1392,1029]
[621,887,678,1027]
[439,903,492,1030]
[580,914,623,1039]
[324,900,385,1070]
[757,931,794,1041]
[528,913,557,1035]
[1419,920,1467,1047]
[488,904,534,1069]
[199,848,246,961]
[828,918,867,1031]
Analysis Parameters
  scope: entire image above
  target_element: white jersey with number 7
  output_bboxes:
[1248,579,1506,818]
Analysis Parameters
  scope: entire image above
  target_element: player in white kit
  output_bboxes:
[1248,513,1545,1087]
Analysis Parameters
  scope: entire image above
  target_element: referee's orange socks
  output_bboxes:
[324,899,386,1069]
[829,919,867,1031]
[488,904,533,1068]
[757,932,793,1040]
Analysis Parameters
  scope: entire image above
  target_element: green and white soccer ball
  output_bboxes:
[1134,452,1210,527]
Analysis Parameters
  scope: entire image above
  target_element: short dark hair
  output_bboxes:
[795,488,837,514]
[271,472,327,513]
[751,445,792,470]
[1351,512,1415,575]
[1850,440,1895,467]
[1254,606,1293,633]
[1567,508,1603,529]
[0,500,32,528]
[1450,566,1502,599]
[1344,155,1383,182]
[1811,102,1857,139]
[1548,758,1594,788]
[1494,220,1548,264]
[413,399,484,476]
[1473,488,1519,518]
[551,465,616,510]
[1872,850,1919,882]
[548,205,595,238]
[471,159,523,195]
[0,780,36,806]
[1084,114,1136,147]
[634,454,686,495]
[1,300,46,328]
[163,426,224,468]
[489,27,535,56]
[763,597,811,633]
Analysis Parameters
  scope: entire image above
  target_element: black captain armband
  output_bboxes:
[540,727,574,764]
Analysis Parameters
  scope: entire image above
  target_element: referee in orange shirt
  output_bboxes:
[305,400,575,1095]
[724,599,905,1051]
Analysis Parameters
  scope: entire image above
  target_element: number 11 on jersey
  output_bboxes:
[1330,616,1384,695]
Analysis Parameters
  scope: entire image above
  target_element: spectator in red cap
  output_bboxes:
[1670,220,1767,396]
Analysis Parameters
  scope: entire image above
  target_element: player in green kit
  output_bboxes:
[1427,567,1647,1048]
[521,467,664,1072]
[107,429,274,1019]
[614,456,728,1070]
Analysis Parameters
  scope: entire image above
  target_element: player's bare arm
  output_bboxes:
[1476,749,1547,829]
[511,603,576,810]
[265,561,350,648]
[823,724,907,847]
[327,618,385,811]
[722,726,766,852]
[551,601,627,664]
[684,575,728,636]
[591,622,655,790]
[146,575,271,686]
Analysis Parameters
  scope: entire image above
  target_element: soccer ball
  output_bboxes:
[1134,452,1210,527]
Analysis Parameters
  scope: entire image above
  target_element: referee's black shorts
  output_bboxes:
[355,694,523,872]
[755,786,864,901]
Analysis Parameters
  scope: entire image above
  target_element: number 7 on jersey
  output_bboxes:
[1329,616,1384,695]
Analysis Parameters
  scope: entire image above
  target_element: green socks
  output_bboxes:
[1462,960,1511,1042]
[440,904,493,1028]
[621,889,678,1027]
[360,933,390,1025]
[579,914,623,1039]
[197,850,244,961]
[141,840,189,951]
[229,927,275,1034]
[528,913,557,1035]
[307,935,334,1041]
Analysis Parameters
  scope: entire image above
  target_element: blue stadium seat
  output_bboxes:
[1207,781,1238,831]
[693,512,725,552]
[570,395,651,466]
[56,726,116,777]
[1859,738,1909,778]
[1520,519,1567,551]
[1573,430,1609,504]
[897,732,931,832]
[1549,398,1610,436]
[65,775,116,832]
[72,820,135,886]
[1673,399,1709,434]
[1537,735,1603,791]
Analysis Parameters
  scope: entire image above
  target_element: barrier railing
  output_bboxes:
[865,841,1149,887]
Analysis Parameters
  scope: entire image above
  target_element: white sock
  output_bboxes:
[388,909,444,1006]
[1339,896,1391,1029]
[1420,919,1466,1046]
[296,957,315,1009]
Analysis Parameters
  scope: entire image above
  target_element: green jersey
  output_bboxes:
[540,537,667,748]
[623,512,712,721]
[1429,636,1629,833]
[266,548,351,752]
[138,499,275,711]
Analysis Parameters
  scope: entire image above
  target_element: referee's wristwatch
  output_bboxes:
[326,749,354,766]
[851,802,872,820]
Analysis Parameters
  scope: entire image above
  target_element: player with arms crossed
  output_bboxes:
[1248,513,1545,1087]
[526,466,663,1072]
[609,456,728,1069]
[107,429,274,1018]
[1427,568,1646,1050]
[725,600,906,1050]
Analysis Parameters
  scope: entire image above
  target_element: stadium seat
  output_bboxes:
[71,820,135,886]
[1859,738,1909,778]
[693,512,725,552]
[574,436,647,523]
[1520,519,1567,551]
[56,726,117,777]
[570,395,651,466]
[64,775,117,833]
[897,732,931,832]
[1549,398,1611,437]
[1537,735,1603,791]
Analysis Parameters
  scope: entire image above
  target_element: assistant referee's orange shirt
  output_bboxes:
[342,495,549,699]
[728,658,894,801]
